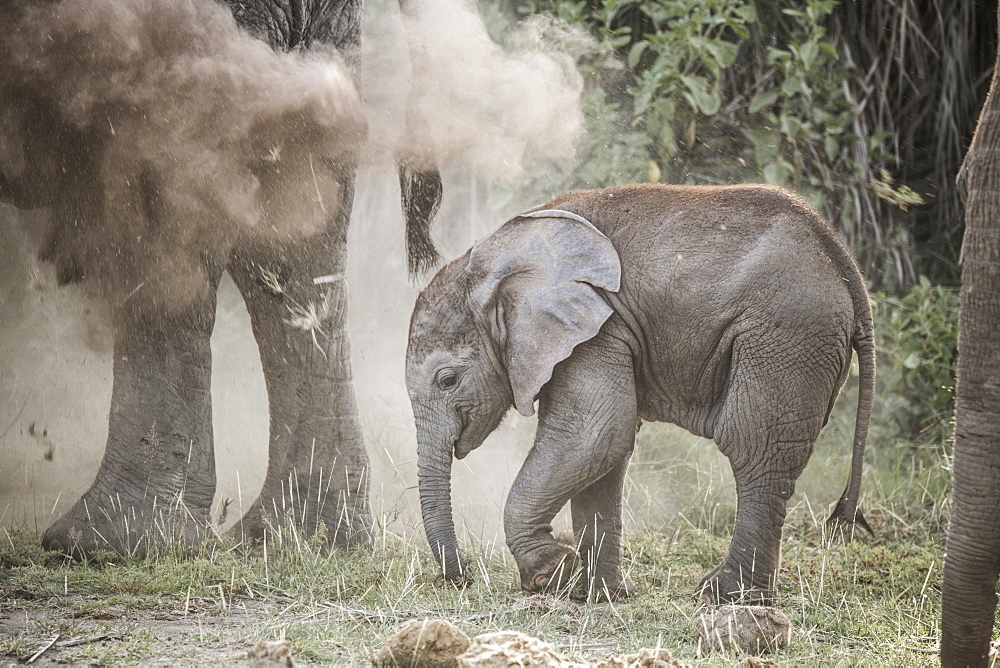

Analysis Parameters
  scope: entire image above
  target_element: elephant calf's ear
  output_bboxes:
[468,209,622,416]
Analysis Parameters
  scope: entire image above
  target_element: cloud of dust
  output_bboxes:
[0,0,591,545]
[380,0,585,180]
[0,0,364,313]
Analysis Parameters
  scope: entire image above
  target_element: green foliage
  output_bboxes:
[494,0,931,288]
[504,0,872,185]
[873,277,959,445]
[742,0,864,212]
[627,0,754,123]
[509,0,768,189]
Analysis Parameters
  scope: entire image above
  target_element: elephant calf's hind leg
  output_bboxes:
[700,348,831,604]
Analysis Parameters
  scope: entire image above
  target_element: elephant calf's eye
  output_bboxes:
[436,369,459,390]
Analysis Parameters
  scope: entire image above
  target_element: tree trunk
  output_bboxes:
[941,13,1000,665]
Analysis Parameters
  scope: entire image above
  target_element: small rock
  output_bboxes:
[458,630,565,667]
[735,658,778,668]
[512,593,583,616]
[693,605,794,654]
[248,639,295,667]
[593,646,690,667]
[373,619,471,668]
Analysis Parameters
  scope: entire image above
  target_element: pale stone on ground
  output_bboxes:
[458,630,566,667]
[693,605,794,654]
[248,639,295,667]
[373,618,690,667]
[373,619,471,668]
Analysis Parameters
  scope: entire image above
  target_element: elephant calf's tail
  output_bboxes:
[826,325,876,538]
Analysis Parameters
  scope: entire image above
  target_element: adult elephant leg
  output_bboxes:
[571,458,633,601]
[700,337,837,605]
[227,180,372,548]
[43,269,223,557]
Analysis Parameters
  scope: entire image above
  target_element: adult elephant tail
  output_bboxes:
[398,159,442,277]
[396,0,443,279]
[826,312,876,537]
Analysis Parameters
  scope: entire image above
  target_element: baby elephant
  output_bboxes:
[406,183,874,604]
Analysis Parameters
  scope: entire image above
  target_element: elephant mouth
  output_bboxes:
[454,439,473,460]
[453,409,475,460]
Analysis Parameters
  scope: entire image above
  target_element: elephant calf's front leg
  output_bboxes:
[505,339,637,598]
[572,459,634,601]
[503,449,579,595]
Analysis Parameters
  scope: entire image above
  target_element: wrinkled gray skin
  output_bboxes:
[1,0,441,557]
[940,10,1000,665]
[406,183,874,604]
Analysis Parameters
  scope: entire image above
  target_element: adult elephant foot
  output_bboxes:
[227,317,374,548]
[230,456,372,549]
[225,336,374,549]
[43,279,221,558]
[42,486,212,559]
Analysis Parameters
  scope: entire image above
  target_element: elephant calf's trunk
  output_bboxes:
[417,438,470,583]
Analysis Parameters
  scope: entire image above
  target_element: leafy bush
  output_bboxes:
[491,0,940,289]
[872,277,958,445]
[498,0,858,187]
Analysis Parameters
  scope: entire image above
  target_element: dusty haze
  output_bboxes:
[0,0,587,548]
[0,0,366,313]
[393,0,583,177]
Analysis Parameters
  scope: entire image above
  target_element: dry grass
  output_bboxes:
[0,412,971,665]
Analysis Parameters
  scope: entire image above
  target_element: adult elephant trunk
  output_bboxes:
[941,445,1000,666]
[940,9,1000,666]
[416,417,469,583]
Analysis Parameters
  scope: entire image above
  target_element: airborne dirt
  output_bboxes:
[0,0,581,541]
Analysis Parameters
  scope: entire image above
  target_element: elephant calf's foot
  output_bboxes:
[517,544,578,595]
[577,570,634,602]
[697,561,774,606]
[42,491,211,559]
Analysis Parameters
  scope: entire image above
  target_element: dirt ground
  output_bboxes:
[2,594,291,665]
